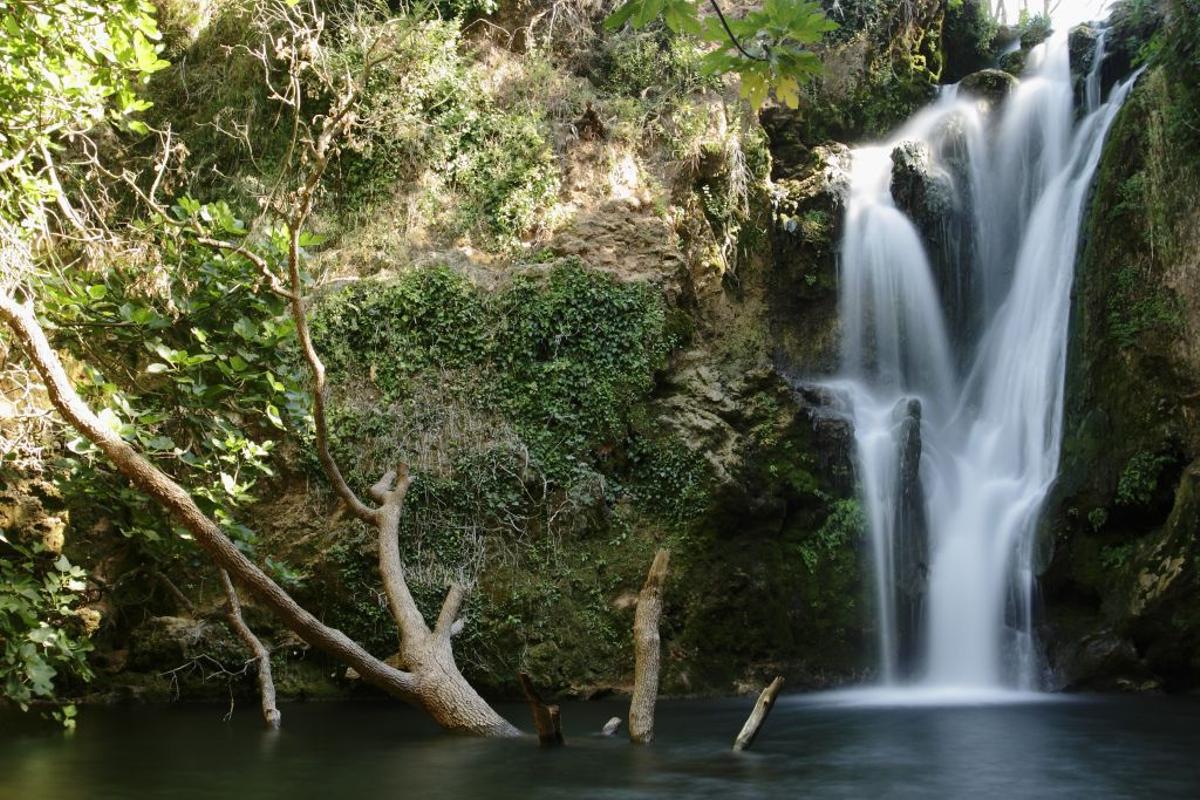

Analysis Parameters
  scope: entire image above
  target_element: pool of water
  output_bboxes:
[2,693,1198,799]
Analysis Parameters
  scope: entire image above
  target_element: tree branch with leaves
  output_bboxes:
[605,0,836,108]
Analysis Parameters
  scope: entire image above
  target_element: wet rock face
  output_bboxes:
[998,48,1028,77]
[1101,0,1166,98]
[890,141,955,230]
[959,68,1020,107]
[1068,24,1103,110]
[653,367,868,691]
[1069,24,1101,77]
[767,144,853,375]
[893,397,928,678]
[889,139,976,344]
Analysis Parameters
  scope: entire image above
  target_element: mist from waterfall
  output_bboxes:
[834,29,1141,692]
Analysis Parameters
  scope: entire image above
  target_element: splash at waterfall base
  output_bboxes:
[822,28,1143,696]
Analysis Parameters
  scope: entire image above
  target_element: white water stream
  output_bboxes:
[835,29,1141,692]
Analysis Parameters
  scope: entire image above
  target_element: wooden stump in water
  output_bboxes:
[629,548,670,744]
[518,672,564,747]
[732,676,785,752]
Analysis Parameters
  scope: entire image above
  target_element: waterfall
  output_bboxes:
[835,30,1141,692]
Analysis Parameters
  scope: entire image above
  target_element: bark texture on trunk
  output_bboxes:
[0,291,518,737]
[219,568,281,729]
[732,676,785,752]
[518,672,564,747]
[629,548,669,745]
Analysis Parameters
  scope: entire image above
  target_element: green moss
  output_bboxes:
[459,522,658,694]
[798,498,865,572]
[1106,267,1184,348]
[1116,451,1173,507]
[622,430,715,525]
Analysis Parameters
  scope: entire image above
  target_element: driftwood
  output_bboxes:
[219,569,281,729]
[629,548,670,744]
[518,672,564,747]
[601,717,622,736]
[732,676,785,752]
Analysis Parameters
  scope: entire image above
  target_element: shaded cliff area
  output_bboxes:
[1043,0,1200,693]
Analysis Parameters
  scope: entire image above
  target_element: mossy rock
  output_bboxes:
[959,68,1019,106]
[998,48,1028,77]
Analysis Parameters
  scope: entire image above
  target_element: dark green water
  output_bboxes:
[2,694,1199,799]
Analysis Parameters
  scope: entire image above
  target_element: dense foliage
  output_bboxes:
[0,0,167,234]
[312,262,679,489]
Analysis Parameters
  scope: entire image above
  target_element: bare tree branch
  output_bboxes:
[219,568,281,729]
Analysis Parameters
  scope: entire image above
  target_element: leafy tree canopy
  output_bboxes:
[0,0,168,234]
[605,0,836,108]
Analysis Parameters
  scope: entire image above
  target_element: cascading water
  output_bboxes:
[834,29,1142,693]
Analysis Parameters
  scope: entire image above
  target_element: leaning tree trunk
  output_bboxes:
[0,291,519,737]
[732,676,785,752]
[629,548,669,744]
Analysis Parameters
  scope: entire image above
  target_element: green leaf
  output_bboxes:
[232,318,257,340]
[740,72,769,110]
[632,0,665,28]
[143,435,175,451]
[603,0,639,30]
[26,658,57,697]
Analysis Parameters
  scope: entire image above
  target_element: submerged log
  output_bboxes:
[732,676,785,752]
[518,672,564,747]
[629,548,670,744]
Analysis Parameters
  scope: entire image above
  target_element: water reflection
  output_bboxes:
[1,697,1198,799]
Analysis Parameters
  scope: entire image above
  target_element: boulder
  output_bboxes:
[959,68,1020,107]
[1069,24,1101,78]
[1053,628,1159,692]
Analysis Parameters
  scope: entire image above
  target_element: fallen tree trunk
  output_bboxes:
[0,291,518,737]
[629,548,669,744]
[732,676,785,752]
[219,568,281,729]
[518,672,564,747]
